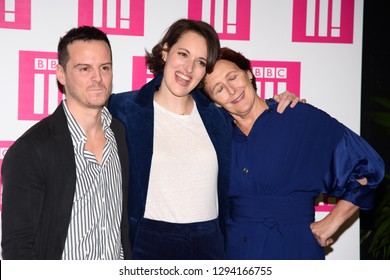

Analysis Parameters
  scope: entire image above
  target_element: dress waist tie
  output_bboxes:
[229,194,316,231]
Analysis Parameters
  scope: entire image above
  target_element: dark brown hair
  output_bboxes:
[146,18,220,76]
[57,26,112,70]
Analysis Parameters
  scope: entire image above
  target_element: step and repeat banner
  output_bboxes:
[0,0,363,259]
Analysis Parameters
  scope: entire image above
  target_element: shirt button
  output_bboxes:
[243,167,249,173]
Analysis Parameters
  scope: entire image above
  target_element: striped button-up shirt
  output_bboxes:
[61,101,123,260]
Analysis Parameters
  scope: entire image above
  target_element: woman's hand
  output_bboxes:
[310,200,359,247]
[273,90,306,113]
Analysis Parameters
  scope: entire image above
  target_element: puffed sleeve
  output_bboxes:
[323,127,385,210]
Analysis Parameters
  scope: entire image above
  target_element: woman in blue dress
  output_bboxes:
[202,47,385,260]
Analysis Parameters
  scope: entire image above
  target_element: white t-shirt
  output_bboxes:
[143,101,219,223]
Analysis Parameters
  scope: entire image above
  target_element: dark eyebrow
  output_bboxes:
[74,63,90,68]
[178,47,207,62]
[100,62,113,67]
[74,62,112,68]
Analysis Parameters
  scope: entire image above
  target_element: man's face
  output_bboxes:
[56,40,113,111]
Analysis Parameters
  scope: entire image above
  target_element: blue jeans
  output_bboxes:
[132,218,225,260]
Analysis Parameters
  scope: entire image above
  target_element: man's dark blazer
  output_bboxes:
[1,101,131,259]
[108,74,232,249]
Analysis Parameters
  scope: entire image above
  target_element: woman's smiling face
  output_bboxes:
[204,59,256,118]
[160,30,208,98]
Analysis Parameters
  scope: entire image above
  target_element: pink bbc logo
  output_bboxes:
[292,0,354,43]
[18,51,62,121]
[78,0,145,36]
[0,141,14,212]
[0,0,31,29]
[251,61,301,99]
[131,56,153,91]
[188,0,251,40]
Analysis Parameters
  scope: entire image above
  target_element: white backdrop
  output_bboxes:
[0,0,363,259]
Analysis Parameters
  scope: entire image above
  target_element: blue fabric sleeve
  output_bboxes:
[323,127,385,210]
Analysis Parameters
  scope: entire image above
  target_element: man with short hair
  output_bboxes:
[1,26,131,260]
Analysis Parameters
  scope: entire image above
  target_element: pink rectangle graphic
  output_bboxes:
[131,56,153,91]
[0,141,15,212]
[188,0,251,40]
[292,0,354,44]
[78,0,145,36]
[0,0,31,29]
[315,195,339,212]
[18,51,62,121]
[250,60,301,99]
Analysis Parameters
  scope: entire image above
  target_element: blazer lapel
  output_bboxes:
[194,91,226,155]
[47,103,77,245]
[125,83,155,202]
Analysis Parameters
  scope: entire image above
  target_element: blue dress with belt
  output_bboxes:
[225,101,384,260]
